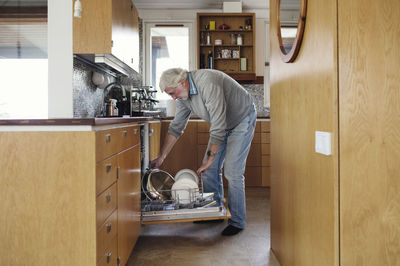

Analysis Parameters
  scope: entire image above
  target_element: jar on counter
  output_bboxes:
[230,33,237,45]
[237,34,243,45]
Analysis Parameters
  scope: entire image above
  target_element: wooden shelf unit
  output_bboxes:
[197,13,256,81]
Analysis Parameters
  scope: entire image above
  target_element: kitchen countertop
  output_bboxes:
[0,116,153,126]
[161,116,270,121]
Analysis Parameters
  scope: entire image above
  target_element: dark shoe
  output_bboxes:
[221,225,242,236]
[193,219,224,224]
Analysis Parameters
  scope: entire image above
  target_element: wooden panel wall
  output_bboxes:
[338,0,400,265]
[0,132,97,266]
[270,0,339,265]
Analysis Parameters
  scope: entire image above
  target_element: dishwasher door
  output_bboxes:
[140,189,231,224]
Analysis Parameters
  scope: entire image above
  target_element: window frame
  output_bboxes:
[143,21,195,88]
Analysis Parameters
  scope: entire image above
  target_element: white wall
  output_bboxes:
[48,0,73,118]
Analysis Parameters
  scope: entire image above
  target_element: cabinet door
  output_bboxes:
[112,0,139,71]
[149,122,161,161]
[117,145,141,266]
[160,121,198,176]
[73,0,112,54]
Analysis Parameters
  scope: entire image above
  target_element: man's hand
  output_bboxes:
[197,156,214,176]
[150,156,164,169]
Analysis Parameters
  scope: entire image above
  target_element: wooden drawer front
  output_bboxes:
[96,129,120,162]
[247,143,261,167]
[97,235,117,266]
[255,121,261,132]
[262,155,271,167]
[261,132,270,144]
[261,143,270,155]
[260,121,270,132]
[252,132,261,144]
[97,183,117,229]
[197,122,209,132]
[97,210,117,262]
[96,156,118,195]
[262,167,271,187]
[120,126,140,151]
[197,132,209,145]
[245,167,262,186]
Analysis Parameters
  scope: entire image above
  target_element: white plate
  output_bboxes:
[172,179,199,204]
[174,169,199,184]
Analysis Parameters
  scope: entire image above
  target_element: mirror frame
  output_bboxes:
[277,0,307,63]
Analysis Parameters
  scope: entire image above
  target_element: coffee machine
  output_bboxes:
[131,85,162,117]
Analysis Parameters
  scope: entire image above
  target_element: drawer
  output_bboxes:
[97,210,117,262]
[97,235,117,266]
[262,155,271,167]
[260,121,270,132]
[261,132,270,144]
[247,143,261,166]
[96,156,118,196]
[244,167,262,186]
[197,122,209,132]
[197,145,207,167]
[96,129,120,162]
[97,183,117,229]
[120,126,140,151]
[255,121,261,132]
[262,167,271,187]
[261,143,270,155]
[252,132,261,144]
[197,132,209,145]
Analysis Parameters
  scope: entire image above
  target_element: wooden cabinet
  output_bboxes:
[73,0,139,71]
[197,13,256,81]
[96,125,141,266]
[117,146,141,266]
[160,121,198,176]
[160,120,270,187]
[149,121,161,161]
[0,123,141,266]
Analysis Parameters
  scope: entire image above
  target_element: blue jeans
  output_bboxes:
[201,106,256,229]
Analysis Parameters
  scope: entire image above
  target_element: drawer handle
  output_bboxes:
[106,164,112,173]
[105,134,111,143]
[123,130,127,137]
[133,128,138,135]
[107,252,112,263]
[107,223,112,233]
[106,193,111,203]
[149,128,154,136]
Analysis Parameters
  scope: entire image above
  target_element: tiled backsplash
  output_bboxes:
[73,58,142,118]
[243,84,270,117]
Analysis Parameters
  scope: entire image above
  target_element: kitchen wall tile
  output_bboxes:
[242,84,270,117]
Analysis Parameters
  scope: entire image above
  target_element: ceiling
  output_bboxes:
[132,0,300,10]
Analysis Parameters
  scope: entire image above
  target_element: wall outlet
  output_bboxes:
[315,131,332,156]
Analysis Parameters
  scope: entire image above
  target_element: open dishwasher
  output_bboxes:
[140,168,230,224]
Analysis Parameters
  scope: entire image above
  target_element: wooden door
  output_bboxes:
[338,0,400,265]
[117,145,141,266]
[270,0,339,265]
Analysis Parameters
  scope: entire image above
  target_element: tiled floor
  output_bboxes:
[127,187,280,266]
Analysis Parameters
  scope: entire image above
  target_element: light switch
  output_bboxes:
[315,131,332,156]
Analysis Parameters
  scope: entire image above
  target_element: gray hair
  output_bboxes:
[159,68,188,92]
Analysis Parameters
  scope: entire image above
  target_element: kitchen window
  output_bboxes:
[0,0,48,118]
[144,22,194,100]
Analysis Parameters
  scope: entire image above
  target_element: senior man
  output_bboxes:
[150,68,256,236]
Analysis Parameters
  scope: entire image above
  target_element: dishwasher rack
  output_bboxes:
[141,173,229,223]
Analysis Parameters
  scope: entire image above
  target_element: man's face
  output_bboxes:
[164,80,189,100]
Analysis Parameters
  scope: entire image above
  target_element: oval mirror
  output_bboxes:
[277,0,307,63]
